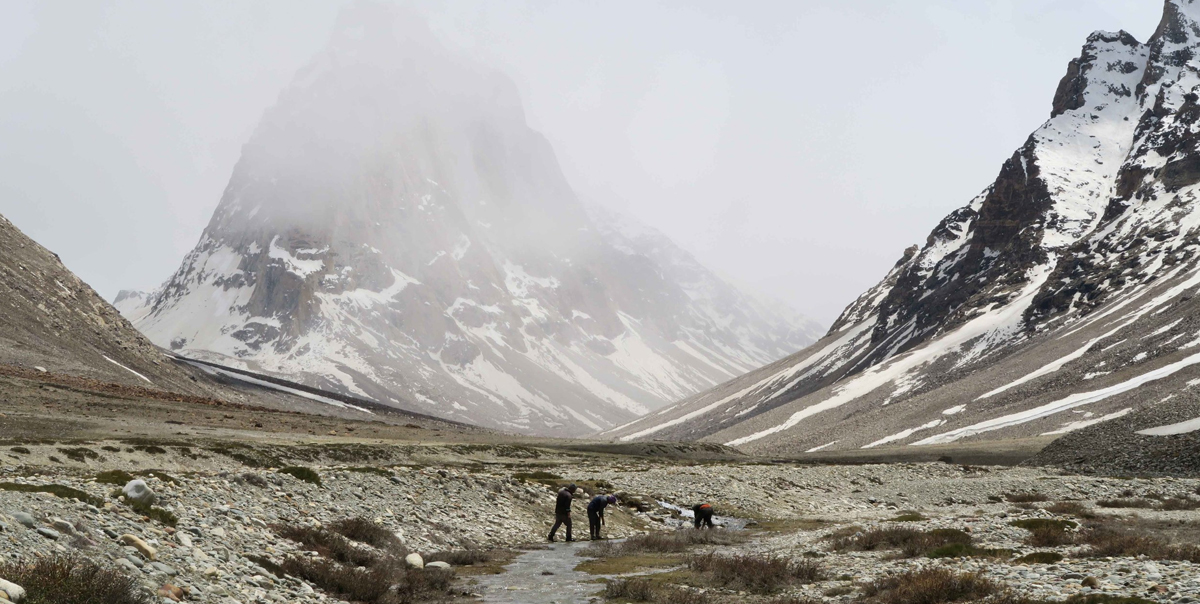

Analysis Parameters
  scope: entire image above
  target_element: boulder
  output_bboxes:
[122,480,155,507]
[0,579,25,603]
[425,561,451,570]
[120,534,157,560]
[404,553,424,569]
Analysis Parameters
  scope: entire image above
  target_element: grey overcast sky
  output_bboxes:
[0,1,1164,325]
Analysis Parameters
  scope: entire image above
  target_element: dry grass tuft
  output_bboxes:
[328,517,405,552]
[860,568,996,604]
[827,527,976,558]
[1004,492,1049,503]
[426,549,492,566]
[687,552,824,594]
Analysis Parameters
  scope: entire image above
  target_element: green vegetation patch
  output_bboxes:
[0,482,103,507]
[1013,551,1064,564]
[279,466,322,486]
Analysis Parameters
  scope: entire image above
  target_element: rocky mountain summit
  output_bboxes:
[117,4,819,436]
[607,0,1200,455]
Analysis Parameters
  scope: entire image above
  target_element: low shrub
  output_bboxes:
[236,473,269,488]
[1044,501,1094,518]
[273,523,379,567]
[0,554,151,604]
[425,549,491,566]
[94,470,135,486]
[1152,497,1200,511]
[992,593,1156,604]
[1096,498,1156,509]
[1013,551,1064,564]
[279,466,322,486]
[1079,526,1200,563]
[1010,519,1077,547]
[861,568,996,604]
[687,552,824,594]
[828,527,973,558]
[1005,492,1049,503]
[604,578,655,601]
[346,466,395,478]
[128,500,178,527]
[589,529,748,557]
[0,482,103,507]
[328,517,404,552]
[926,542,1011,560]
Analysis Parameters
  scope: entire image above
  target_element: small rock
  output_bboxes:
[405,553,424,569]
[1063,573,1085,580]
[425,561,451,570]
[34,366,47,373]
[0,579,25,603]
[11,513,35,529]
[150,562,177,576]
[35,527,60,540]
[176,533,192,548]
[156,584,184,602]
[120,534,157,560]
[50,518,75,536]
[122,480,156,507]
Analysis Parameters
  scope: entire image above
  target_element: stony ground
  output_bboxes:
[1,443,1199,604]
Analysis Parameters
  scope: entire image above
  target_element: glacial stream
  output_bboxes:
[476,503,746,603]
[476,540,604,604]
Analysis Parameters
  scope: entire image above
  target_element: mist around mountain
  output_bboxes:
[117,3,821,436]
[607,0,1200,464]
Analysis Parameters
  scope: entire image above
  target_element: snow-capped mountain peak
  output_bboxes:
[120,6,820,436]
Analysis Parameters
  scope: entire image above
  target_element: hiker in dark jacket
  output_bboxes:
[548,483,578,542]
[587,495,618,540]
[693,503,714,529]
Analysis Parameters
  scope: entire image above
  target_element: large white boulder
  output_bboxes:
[122,480,155,507]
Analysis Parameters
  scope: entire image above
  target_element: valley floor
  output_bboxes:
[2,367,1198,604]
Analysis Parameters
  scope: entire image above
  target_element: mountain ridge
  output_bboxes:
[606,0,1200,456]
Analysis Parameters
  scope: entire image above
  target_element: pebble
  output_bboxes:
[120,534,157,560]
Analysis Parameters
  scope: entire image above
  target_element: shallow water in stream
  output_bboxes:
[476,505,746,603]
[476,540,603,604]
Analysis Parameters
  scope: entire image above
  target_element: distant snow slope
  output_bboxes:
[607,0,1200,454]
[118,4,820,436]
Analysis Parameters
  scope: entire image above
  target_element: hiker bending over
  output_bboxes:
[548,483,578,542]
[588,495,617,540]
[693,503,714,529]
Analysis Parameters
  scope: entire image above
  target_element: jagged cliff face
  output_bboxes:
[122,5,820,436]
[607,0,1200,453]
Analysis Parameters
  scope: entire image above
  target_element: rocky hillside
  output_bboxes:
[606,0,1200,455]
[119,4,820,437]
[0,210,207,392]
